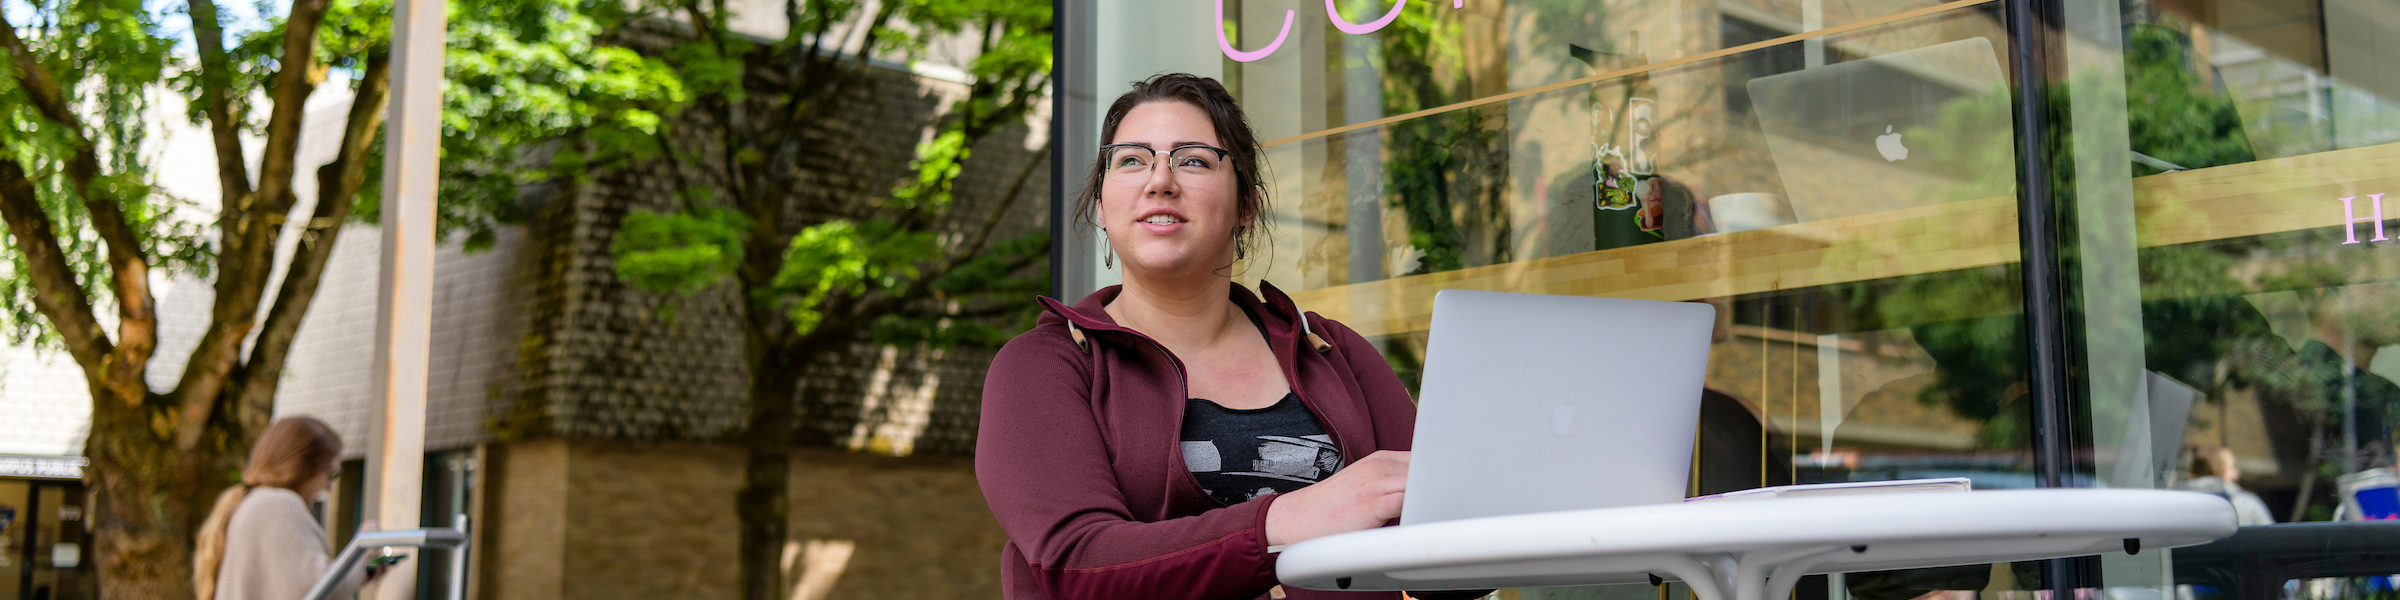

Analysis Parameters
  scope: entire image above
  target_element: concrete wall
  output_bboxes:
[478,440,571,600]
[478,439,1003,600]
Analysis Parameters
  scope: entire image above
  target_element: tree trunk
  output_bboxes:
[738,336,811,600]
[85,386,245,600]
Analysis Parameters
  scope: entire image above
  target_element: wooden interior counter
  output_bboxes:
[1280,142,2400,339]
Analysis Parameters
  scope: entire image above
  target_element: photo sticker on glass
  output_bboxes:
[1592,71,1667,249]
[1633,176,1665,233]
[1593,145,1636,212]
[1625,97,1656,176]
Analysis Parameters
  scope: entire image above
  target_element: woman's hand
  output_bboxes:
[356,519,393,581]
[1264,450,1409,547]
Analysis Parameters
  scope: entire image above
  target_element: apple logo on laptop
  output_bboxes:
[1552,404,1579,437]
[1876,126,1909,162]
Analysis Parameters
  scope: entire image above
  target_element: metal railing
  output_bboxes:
[301,516,470,600]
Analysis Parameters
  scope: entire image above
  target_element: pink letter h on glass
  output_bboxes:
[2344,194,2389,245]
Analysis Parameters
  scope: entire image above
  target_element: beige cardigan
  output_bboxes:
[215,487,364,600]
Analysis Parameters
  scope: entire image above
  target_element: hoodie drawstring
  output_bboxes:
[1299,313,1332,355]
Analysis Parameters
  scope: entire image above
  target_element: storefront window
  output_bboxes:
[1070,0,2400,594]
[2055,0,2400,592]
[1078,0,2073,596]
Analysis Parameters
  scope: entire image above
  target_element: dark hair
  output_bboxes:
[1076,73,1270,260]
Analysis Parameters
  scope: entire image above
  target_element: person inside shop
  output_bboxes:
[2178,446,2276,526]
[974,73,1486,600]
[193,417,394,600]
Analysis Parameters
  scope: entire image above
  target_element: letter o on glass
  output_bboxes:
[1325,0,1408,35]
[1216,0,1295,62]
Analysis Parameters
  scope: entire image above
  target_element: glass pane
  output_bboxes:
[1232,6,2045,596]
[2054,0,2400,591]
[1183,0,2020,139]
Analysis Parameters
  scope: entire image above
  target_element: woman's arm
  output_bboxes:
[975,329,1283,600]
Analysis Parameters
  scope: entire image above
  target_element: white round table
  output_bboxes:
[1276,489,2237,600]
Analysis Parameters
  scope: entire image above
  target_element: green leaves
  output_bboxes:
[664,40,747,102]
[611,206,751,297]
[591,0,1052,353]
[431,0,688,250]
[771,220,938,336]
[888,129,969,211]
[0,0,205,345]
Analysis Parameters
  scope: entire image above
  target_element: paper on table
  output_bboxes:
[1684,477,1972,502]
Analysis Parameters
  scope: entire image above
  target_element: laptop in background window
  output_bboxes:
[1745,38,2017,223]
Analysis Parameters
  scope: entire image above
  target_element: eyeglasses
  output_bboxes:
[1099,143,1231,185]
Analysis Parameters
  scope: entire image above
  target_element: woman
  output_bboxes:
[976,74,1482,600]
[2178,446,2274,525]
[194,417,386,600]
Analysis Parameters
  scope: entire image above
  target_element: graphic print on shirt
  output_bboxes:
[1180,393,1343,505]
[1182,435,1339,503]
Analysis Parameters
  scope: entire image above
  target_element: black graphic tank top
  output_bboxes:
[1179,392,1342,506]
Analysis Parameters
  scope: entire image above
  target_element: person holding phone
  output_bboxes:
[194,417,395,600]
[975,74,1485,600]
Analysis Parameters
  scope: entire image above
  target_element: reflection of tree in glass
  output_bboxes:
[2120,24,2256,174]
[1373,3,1508,275]
[1844,20,2397,518]
[1901,26,2253,203]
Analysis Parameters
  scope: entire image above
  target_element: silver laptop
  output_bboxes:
[1399,290,1716,525]
[1746,38,2016,222]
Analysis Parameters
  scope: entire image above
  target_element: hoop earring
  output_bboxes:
[1234,226,1248,261]
[1102,229,1115,269]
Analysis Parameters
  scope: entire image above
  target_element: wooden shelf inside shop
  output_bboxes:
[1283,142,2400,339]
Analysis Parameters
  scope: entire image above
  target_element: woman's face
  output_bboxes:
[297,460,339,501]
[1099,101,1244,278]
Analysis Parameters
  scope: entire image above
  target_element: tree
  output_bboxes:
[597,2,1052,599]
[0,0,676,594]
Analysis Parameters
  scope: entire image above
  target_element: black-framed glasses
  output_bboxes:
[1099,143,1231,185]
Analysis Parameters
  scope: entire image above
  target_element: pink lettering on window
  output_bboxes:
[1216,0,1463,62]
[1216,0,1295,63]
[2343,194,2389,245]
[1326,0,1408,35]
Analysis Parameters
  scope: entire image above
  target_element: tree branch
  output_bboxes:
[678,0,722,55]
[942,149,1043,272]
[226,54,391,446]
[249,0,337,215]
[0,159,113,375]
[2,10,159,406]
[173,0,338,447]
[846,3,898,77]
[185,0,257,208]
[777,0,890,138]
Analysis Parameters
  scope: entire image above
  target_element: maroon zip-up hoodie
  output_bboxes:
[975,282,1418,600]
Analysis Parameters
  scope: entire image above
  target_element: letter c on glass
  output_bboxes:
[1217,0,1295,62]
[1326,0,1408,35]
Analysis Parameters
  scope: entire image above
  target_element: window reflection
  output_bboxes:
[2088,0,2400,592]
[1239,8,2048,596]
[2107,0,2400,530]
[1184,0,2400,593]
